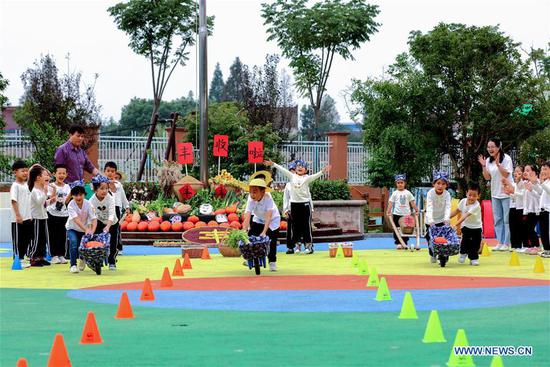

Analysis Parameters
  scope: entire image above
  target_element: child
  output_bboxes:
[265,159,331,254]
[522,165,541,254]
[425,171,452,263]
[103,162,129,254]
[28,165,57,267]
[452,182,483,266]
[534,161,550,257]
[387,173,419,250]
[242,178,281,271]
[502,166,528,252]
[283,161,296,253]
[90,174,119,270]
[47,164,71,264]
[10,160,32,268]
[66,182,97,273]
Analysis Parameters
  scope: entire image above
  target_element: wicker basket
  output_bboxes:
[218,245,242,257]
[173,176,204,202]
[181,244,206,258]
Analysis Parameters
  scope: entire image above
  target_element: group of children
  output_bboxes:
[10,160,130,272]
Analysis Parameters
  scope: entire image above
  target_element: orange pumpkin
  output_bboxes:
[225,205,237,214]
[127,222,138,232]
[208,220,219,227]
[172,222,183,232]
[219,222,230,228]
[434,237,448,245]
[230,221,241,229]
[183,221,195,231]
[227,213,239,223]
[188,215,199,224]
[85,241,103,249]
[214,208,226,215]
[195,221,206,228]
[280,221,287,230]
[148,221,160,232]
[137,221,149,232]
[120,221,128,231]
[160,221,172,232]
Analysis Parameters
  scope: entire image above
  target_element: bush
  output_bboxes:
[123,182,161,204]
[310,180,351,201]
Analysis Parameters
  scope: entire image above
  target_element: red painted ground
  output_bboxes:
[86,274,550,291]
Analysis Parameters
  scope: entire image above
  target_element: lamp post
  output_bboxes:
[198,0,208,184]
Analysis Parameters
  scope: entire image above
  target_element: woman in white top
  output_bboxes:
[478,138,513,251]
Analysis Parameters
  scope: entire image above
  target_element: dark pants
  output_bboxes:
[11,220,33,259]
[47,213,68,257]
[460,227,482,260]
[540,210,549,251]
[509,208,527,249]
[115,206,123,251]
[285,213,294,249]
[290,202,312,248]
[249,221,278,263]
[96,221,120,265]
[392,214,409,245]
[29,219,49,260]
[425,222,444,257]
[67,229,84,266]
[525,213,540,247]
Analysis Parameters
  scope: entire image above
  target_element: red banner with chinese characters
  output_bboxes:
[248,141,264,163]
[177,142,194,165]
[213,135,229,157]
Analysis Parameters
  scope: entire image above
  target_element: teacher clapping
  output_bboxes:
[478,138,514,251]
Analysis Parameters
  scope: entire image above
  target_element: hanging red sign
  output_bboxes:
[213,135,229,157]
[248,141,264,163]
[177,142,194,165]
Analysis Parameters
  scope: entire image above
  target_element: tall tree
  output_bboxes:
[262,0,379,128]
[300,94,340,140]
[224,57,246,103]
[108,0,212,134]
[209,63,225,103]
[0,71,8,129]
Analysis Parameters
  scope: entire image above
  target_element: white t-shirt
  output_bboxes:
[457,199,482,229]
[89,194,118,226]
[537,180,550,211]
[66,199,97,232]
[523,180,541,215]
[283,182,313,215]
[425,188,451,225]
[273,163,324,203]
[111,181,129,209]
[30,187,48,220]
[47,183,71,217]
[10,181,32,222]
[486,154,513,199]
[389,189,415,216]
[245,192,281,231]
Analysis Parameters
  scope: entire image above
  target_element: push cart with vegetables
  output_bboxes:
[79,232,110,275]
[238,235,271,275]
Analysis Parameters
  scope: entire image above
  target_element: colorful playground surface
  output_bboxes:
[1,238,549,366]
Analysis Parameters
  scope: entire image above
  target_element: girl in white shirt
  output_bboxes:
[451,183,483,266]
[425,171,452,263]
[90,174,119,270]
[387,173,418,250]
[28,165,57,267]
[535,161,550,257]
[502,166,529,251]
[522,165,541,254]
[266,159,331,254]
[47,164,71,264]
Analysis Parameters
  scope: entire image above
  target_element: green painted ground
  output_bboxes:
[0,289,549,366]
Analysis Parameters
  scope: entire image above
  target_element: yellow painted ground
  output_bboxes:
[1,249,549,289]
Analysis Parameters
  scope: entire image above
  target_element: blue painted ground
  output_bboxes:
[66,286,549,313]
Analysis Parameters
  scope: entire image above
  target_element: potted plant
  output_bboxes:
[219,229,246,257]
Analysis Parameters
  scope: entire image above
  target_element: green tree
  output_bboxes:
[262,0,379,128]
[0,71,12,175]
[209,63,225,103]
[223,57,246,103]
[352,24,549,190]
[300,94,340,140]
[108,0,212,134]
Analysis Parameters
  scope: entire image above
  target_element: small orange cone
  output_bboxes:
[160,267,173,288]
[47,333,71,367]
[115,292,135,319]
[172,258,184,277]
[16,358,28,367]
[80,311,103,344]
[182,253,193,269]
[201,246,211,260]
[140,278,155,301]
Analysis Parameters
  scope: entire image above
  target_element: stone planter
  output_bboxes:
[311,200,367,234]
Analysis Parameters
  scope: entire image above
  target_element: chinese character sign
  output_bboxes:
[177,142,194,165]
[213,135,229,157]
[248,141,264,163]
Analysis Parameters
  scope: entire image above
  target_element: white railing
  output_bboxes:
[274,138,331,183]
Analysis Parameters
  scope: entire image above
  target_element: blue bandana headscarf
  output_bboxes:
[69,180,85,189]
[294,159,308,169]
[433,171,449,183]
[91,174,110,185]
[394,173,406,181]
[288,161,297,170]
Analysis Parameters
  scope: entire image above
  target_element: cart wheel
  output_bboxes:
[95,263,102,275]
[439,255,447,267]
[254,258,261,275]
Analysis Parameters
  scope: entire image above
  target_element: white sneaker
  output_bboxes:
[541,251,550,258]
[269,262,277,271]
[515,248,527,253]
[492,244,503,251]
[499,245,510,251]
[58,256,68,264]
[458,254,467,264]
[50,256,60,264]
[118,251,123,256]
[109,264,117,271]
[295,247,301,254]
[77,258,86,272]
[20,260,31,268]
[70,265,79,273]
[470,259,479,266]
[430,256,437,263]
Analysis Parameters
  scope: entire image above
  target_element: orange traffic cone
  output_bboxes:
[80,311,103,344]
[201,246,211,260]
[160,267,173,288]
[47,333,71,367]
[16,358,28,367]
[115,292,135,319]
[140,278,155,301]
[182,253,193,269]
[172,258,184,277]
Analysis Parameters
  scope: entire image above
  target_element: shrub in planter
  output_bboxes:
[310,180,351,201]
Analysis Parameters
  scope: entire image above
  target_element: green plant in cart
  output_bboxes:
[226,229,249,249]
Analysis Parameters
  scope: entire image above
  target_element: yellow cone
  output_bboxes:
[481,242,490,257]
[422,310,446,343]
[446,329,475,367]
[336,244,344,258]
[398,291,418,319]
[359,259,369,275]
[489,356,504,367]
[366,267,379,287]
[534,256,545,273]
[509,252,520,266]
[352,253,359,267]
[374,277,391,301]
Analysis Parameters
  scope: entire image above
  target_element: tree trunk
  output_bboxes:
[314,106,321,139]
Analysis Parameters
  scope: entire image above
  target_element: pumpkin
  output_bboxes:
[214,208,226,215]
[172,222,183,232]
[85,241,103,249]
[208,220,219,227]
[127,222,138,231]
[120,221,128,231]
[148,221,160,232]
[188,215,199,224]
[176,204,192,214]
[230,221,241,229]
[434,237,448,245]
[160,221,172,232]
[225,205,238,214]
[183,221,195,231]
[137,221,149,232]
[131,211,141,223]
[163,208,175,214]
[227,213,239,223]
[195,221,206,228]
[280,221,287,230]
[219,222,230,228]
